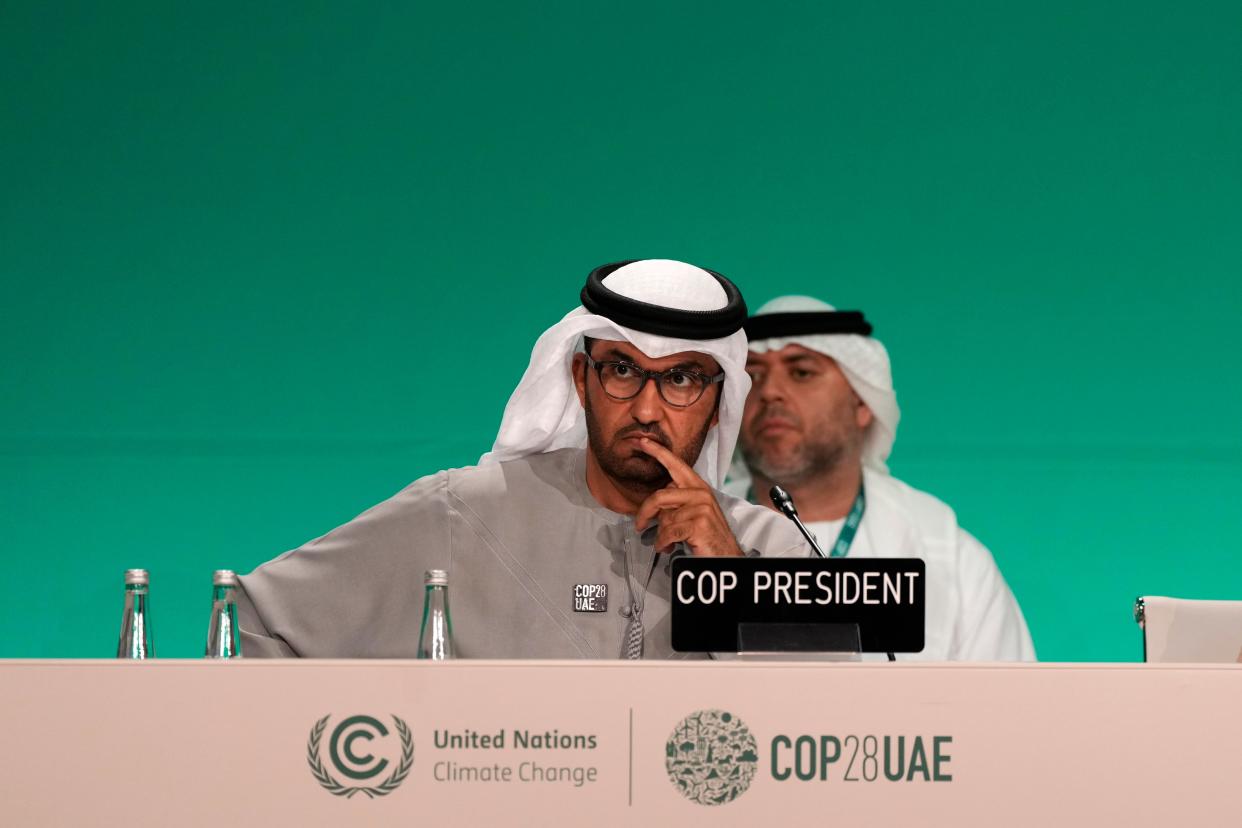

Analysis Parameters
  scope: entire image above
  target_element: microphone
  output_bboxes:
[769,486,828,559]
[770,485,898,662]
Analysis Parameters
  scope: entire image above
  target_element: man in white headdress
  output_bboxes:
[235,260,808,659]
[727,295,1035,661]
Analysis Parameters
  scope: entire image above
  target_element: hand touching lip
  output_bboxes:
[632,437,743,557]
[616,425,671,448]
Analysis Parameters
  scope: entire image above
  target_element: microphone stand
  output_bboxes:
[768,485,896,662]
[768,484,826,558]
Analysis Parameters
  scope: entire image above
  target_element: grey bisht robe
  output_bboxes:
[237,448,808,659]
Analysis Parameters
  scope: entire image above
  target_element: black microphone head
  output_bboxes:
[769,484,825,557]
[769,485,797,517]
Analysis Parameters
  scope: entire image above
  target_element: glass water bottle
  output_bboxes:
[418,569,455,660]
[205,569,243,658]
[117,568,154,659]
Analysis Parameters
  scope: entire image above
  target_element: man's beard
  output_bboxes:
[583,390,714,492]
[741,436,846,485]
[740,404,856,486]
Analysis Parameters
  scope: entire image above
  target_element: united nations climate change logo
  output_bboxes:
[307,714,414,798]
[665,709,759,806]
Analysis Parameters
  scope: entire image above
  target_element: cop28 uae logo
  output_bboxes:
[307,714,414,798]
[665,709,759,806]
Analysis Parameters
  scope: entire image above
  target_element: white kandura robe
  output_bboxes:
[789,468,1036,661]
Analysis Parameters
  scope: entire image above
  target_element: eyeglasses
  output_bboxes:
[584,355,725,407]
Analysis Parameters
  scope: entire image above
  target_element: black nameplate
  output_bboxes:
[670,558,925,653]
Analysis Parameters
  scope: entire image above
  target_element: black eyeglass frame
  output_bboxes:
[583,354,725,408]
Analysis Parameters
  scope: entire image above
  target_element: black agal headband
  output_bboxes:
[580,260,748,340]
[743,310,873,341]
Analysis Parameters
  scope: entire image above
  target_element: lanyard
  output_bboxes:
[826,484,866,558]
[749,482,866,558]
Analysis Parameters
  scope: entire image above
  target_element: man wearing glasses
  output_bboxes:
[236,259,808,658]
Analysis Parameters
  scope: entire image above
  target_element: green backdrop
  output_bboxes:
[4,2,1240,660]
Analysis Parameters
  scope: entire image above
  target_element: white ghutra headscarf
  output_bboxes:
[480,260,751,488]
[724,294,901,497]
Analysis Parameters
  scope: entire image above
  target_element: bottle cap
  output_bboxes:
[425,569,449,587]
[213,569,240,587]
[124,569,150,585]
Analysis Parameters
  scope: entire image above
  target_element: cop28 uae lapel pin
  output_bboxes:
[573,584,607,612]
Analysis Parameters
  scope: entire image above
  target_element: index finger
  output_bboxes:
[636,437,704,489]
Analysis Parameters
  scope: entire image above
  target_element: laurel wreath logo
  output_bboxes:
[307,715,414,798]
